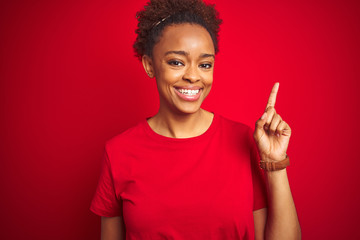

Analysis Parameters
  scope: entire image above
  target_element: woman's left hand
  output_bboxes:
[253,82,291,161]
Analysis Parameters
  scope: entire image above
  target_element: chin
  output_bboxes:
[174,103,203,115]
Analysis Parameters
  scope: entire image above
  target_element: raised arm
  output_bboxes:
[253,82,301,240]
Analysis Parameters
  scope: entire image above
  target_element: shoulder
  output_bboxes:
[105,119,147,151]
[216,113,253,136]
[214,113,257,155]
[214,113,256,148]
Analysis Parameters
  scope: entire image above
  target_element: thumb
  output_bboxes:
[254,112,267,141]
[255,112,267,130]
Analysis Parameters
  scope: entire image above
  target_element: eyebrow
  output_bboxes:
[164,50,215,59]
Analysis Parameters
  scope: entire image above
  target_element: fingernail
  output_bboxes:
[261,112,267,120]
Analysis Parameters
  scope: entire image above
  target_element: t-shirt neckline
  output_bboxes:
[142,113,219,143]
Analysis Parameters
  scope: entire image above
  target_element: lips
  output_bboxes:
[174,86,202,101]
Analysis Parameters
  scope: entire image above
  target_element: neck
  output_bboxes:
[148,108,214,138]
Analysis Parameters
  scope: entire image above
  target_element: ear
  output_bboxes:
[142,55,155,78]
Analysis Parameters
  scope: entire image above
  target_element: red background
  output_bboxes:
[1,0,359,239]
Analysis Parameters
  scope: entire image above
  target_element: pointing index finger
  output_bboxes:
[265,82,280,110]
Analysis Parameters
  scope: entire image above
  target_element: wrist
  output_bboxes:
[265,168,287,176]
[259,155,289,171]
[260,153,287,162]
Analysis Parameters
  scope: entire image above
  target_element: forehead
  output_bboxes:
[153,23,215,57]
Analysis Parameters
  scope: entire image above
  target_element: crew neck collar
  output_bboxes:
[142,113,219,143]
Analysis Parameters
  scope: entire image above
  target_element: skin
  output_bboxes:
[143,23,216,138]
[101,23,301,240]
[253,83,301,239]
[101,216,125,240]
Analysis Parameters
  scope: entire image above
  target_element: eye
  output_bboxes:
[199,63,212,69]
[167,60,184,66]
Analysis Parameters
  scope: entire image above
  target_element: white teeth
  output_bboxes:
[177,88,200,95]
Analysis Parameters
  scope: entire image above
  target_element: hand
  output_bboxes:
[253,82,291,162]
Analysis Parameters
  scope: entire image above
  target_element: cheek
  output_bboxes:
[160,70,184,84]
[202,72,214,86]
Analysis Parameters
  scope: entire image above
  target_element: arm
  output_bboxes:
[101,216,126,240]
[253,169,301,240]
[263,169,301,239]
[253,82,301,239]
[253,208,267,240]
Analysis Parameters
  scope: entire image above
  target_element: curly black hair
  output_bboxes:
[133,0,222,61]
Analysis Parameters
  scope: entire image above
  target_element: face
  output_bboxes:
[143,23,215,115]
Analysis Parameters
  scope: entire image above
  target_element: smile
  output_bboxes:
[174,87,202,101]
[175,88,200,96]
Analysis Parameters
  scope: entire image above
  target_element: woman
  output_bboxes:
[90,0,301,239]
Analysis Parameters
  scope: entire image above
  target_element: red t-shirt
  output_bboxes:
[90,113,267,239]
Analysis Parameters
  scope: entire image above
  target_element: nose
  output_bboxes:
[182,64,200,83]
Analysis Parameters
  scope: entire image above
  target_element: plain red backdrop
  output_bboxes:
[1,0,359,239]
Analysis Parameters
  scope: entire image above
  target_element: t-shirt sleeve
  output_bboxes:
[247,127,268,211]
[90,147,123,217]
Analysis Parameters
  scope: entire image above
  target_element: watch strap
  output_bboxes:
[260,155,290,171]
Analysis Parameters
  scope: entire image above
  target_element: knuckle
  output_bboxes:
[265,106,275,112]
[283,120,291,129]
[269,125,277,132]
[255,120,262,127]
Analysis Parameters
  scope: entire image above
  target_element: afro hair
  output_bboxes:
[133,0,222,60]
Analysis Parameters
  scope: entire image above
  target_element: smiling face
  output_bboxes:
[142,23,215,115]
